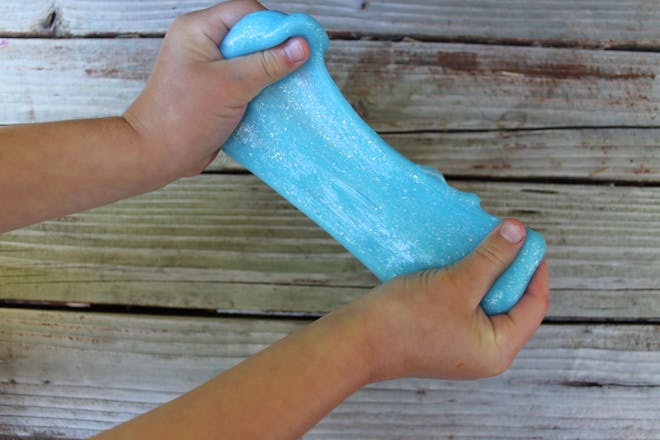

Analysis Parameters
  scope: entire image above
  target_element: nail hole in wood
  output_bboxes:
[44,10,58,31]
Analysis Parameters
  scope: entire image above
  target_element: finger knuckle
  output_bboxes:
[501,350,516,373]
[489,351,515,377]
[258,51,283,82]
[476,244,508,267]
[542,290,552,313]
[170,14,194,32]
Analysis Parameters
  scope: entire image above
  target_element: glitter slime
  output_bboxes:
[220,11,546,315]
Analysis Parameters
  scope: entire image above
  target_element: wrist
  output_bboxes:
[326,298,392,386]
[341,288,416,384]
[313,304,376,389]
[118,113,180,189]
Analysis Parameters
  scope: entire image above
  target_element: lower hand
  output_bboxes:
[347,218,550,382]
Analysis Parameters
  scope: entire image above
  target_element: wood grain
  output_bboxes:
[1,1,657,438]
[211,128,660,183]
[1,39,658,131]
[1,0,659,49]
[0,308,658,439]
[2,175,659,320]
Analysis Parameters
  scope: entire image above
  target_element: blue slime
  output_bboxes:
[220,11,546,315]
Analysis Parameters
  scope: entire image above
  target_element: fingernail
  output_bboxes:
[283,38,306,63]
[499,220,524,244]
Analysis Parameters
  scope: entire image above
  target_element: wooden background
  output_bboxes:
[1,0,659,438]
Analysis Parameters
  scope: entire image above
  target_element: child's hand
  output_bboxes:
[123,0,310,180]
[348,219,550,382]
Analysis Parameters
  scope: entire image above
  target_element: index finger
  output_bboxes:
[185,0,267,47]
[490,261,550,357]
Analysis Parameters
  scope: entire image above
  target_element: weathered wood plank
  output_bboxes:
[1,0,660,49]
[0,1,54,36]
[211,128,660,182]
[1,175,659,320]
[1,39,658,130]
[0,309,658,439]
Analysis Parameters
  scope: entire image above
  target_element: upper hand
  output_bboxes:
[123,0,310,181]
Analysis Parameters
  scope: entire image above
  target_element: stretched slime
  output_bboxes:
[220,11,546,315]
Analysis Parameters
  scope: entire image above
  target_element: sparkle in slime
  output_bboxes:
[220,11,546,315]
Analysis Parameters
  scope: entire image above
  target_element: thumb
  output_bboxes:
[450,218,527,309]
[223,37,310,102]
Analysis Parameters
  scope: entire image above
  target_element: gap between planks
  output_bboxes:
[2,0,660,52]
[4,31,660,54]
[2,301,660,326]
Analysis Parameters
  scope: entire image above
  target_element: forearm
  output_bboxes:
[0,117,170,232]
[94,306,372,440]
